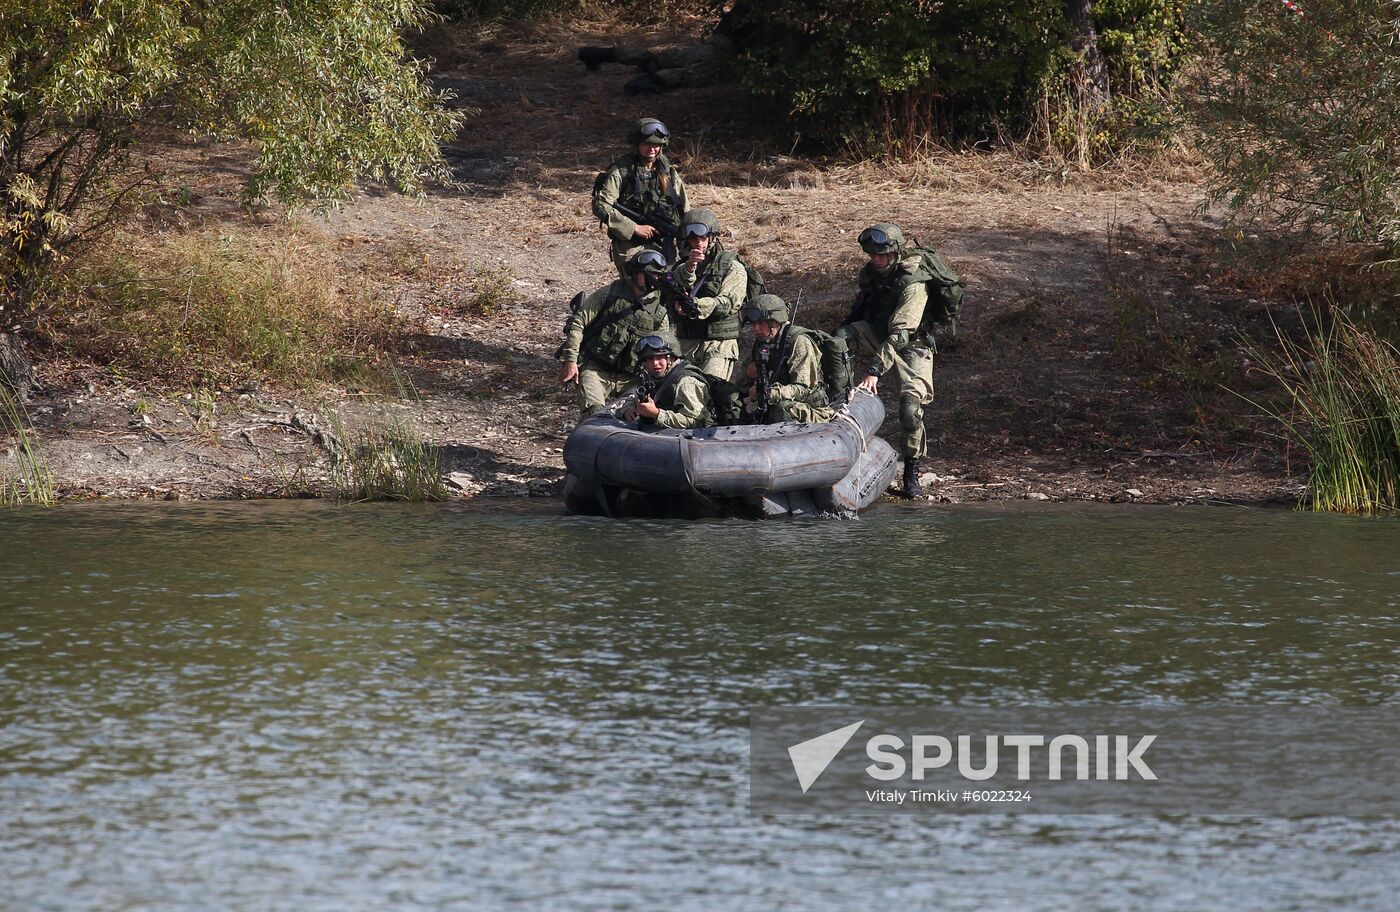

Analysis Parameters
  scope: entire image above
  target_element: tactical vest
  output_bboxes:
[581,281,670,374]
[673,249,741,341]
[857,255,932,334]
[770,326,831,410]
[610,153,684,227]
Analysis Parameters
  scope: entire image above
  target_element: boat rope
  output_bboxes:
[832,408,868,454]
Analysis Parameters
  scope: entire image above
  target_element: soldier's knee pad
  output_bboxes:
[898,396,922,430]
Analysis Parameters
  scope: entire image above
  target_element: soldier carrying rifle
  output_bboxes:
[741,294,833,425]
[653,208,749,383]
[591,118,688,275]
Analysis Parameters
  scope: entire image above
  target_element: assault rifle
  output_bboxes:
[655,267,700,320]
[635,368,659,404]
[609,201,680,262]
[752,339,773,420]
[842,289,871,326]
[631,367,661,427]
[751,295,801,422]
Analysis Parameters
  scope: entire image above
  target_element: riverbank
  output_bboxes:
[9,17,1305,507]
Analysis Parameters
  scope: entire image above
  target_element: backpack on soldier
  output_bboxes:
[739,257,766,303]
[705,377,746,426]
[786,327,852,403]
[909,242,965,336]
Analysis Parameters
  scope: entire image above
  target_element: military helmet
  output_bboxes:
[635,331,679,358]
[623,246,669,276]
[741,293,791,324]
[859,222,905,255]
[682,208,721,240]
[630,117,670,147]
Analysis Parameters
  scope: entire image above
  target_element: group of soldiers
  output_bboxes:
[555,118,955,500]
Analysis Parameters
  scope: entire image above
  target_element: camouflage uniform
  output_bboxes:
[579,1,755,94]
[645,361,716,429]
[839,251,935,460]
[668,210,746,383]
[758,327,834,424]
[612,33,739,91]
[559,279,671,417]
[592,146,687,276]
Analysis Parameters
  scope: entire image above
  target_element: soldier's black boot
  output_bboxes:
[577,46,617,71]
[624,73,666,95]
[902,458,924,499]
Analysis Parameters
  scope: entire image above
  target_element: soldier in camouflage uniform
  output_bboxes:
[661,208,746,383]
[741,294,833,425]
[557,248,673,418]
[623,333,716,429]
[592,118,687,275]
[577,1,753,95]
[838,222,936,498]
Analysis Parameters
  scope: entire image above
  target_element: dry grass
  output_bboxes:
[42,226,407,389]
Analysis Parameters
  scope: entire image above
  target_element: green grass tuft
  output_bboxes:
[329,413,447,503]
[1243,310,1400,515]
[0,384,55,507]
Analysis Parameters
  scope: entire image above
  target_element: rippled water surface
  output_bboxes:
[3,501,1399,910]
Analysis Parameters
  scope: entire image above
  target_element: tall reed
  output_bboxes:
[1245,311,1400,514]
[0,384,56,506]
[329,412,447,503]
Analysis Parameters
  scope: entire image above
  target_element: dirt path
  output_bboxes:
[18,18,1301,506]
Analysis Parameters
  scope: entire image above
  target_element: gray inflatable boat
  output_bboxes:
[562,391,898,518]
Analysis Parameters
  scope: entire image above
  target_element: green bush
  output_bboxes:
[737,1,1189,158]
[1186,0,1400,249]
[2,0,464,321]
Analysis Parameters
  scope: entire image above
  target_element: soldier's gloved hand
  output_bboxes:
[635,398,660,419]
[686,245,704,271]
[634,224,658,240]
[856,373,880,394]
[559,362,579,386]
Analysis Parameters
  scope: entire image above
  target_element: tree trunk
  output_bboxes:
[0,333,33,401]
[1067,0,1110,103]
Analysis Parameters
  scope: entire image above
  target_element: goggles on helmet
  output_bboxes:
[740,304,772,324]
[636,334,674,357]
[631,249,668,271]
[683,222,713,239]
[859,227,891,248]
[638,120,670,140]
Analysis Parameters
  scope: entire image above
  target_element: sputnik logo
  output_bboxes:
[787,720,865,793]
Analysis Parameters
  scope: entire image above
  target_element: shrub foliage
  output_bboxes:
[735,0,1188,156]
[1186,0,1400,249]
[1,0,464,320]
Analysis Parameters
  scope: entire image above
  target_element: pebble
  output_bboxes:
[1026,492,1050,501]
[1126,488,1145,498]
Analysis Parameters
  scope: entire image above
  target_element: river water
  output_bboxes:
[2,501,1398,910]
